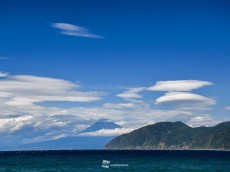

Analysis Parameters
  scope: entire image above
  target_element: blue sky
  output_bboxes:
[0,0,230,144]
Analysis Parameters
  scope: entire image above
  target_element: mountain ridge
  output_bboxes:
[105,121,230,150]
[78,119,121,134]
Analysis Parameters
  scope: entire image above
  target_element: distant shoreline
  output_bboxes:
[0,149,230,152]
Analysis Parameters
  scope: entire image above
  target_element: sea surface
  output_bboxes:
[0,150,229,171]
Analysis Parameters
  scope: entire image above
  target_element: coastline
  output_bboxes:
[0,149,230,152]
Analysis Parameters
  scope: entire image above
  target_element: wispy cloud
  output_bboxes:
[0,72,8,77]
[103,103,136,109]
[116,87,145,101]
[0,74,103,106]
[51,23,104,38]
[0,57,10,60]
[148,80,213,92]
[225,106,230,110]
[78,128,134,136]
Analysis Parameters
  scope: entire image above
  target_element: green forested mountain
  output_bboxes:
[105,121,230,150]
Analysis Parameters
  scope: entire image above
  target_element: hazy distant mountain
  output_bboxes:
[78,119,122,134]
[8,119,121,150]
[14,136,115,150]
[105,121,230,150]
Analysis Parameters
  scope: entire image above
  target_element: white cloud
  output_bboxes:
[0,74,103,106]
[116,121,128,126]
[148,80,215,111]
[187,114,221,127]
[78,128,134,136]
[0,72,8,77]
[52,23,104,38]
[0,76,220,144]
[116,87,145,100]
[148,80,213,92]
[0,73,105,143]
[156,92,215,105]
[0,97,217,143]
[0,115,33,134]
[103,103,136,109]
[155,92,216,110]
[225,106,230,110]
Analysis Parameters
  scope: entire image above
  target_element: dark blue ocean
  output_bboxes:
[0,150,229,171]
